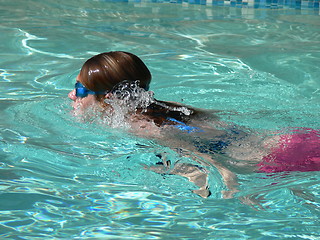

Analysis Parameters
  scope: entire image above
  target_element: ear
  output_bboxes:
[104,92,113,99]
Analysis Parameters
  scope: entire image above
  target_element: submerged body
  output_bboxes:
[68,51,320,200]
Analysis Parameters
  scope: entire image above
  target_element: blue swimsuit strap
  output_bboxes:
[166,117,204,133]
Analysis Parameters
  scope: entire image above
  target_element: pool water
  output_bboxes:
[1,0,320,238]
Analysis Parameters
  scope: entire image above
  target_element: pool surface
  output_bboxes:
[1,0,320,239]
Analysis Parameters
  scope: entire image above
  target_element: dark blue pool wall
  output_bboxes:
[108,0,319,9]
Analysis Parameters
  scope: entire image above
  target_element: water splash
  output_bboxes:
[102,80,155,128]
[109,80,155,110]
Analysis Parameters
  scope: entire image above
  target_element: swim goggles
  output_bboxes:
[75,81,106,98]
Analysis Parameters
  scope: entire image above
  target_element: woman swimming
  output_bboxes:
[68,51,320,200]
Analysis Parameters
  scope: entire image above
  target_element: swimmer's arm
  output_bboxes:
[146,155,211,198]
[195,151,240,199]
[147,150,239,199]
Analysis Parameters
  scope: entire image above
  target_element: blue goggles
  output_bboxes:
[75,82,105,98]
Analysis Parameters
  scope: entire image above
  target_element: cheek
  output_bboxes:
[71,98,82,110]
[76,96,98,110]
[81,99,93,109]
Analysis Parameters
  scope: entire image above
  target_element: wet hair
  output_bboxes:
[79,51,151,94]
[79,51,204,126]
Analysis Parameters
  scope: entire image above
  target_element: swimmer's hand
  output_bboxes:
[238,194,266,211]
[143,154,211,198]
[221,181,266,210]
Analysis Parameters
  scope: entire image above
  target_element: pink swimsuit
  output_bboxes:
[258,128,320,173]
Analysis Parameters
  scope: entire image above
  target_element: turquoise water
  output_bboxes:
[1,0,320,239]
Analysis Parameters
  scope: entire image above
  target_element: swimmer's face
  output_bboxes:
[68,74,100,111]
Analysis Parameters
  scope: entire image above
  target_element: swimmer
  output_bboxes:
[68,51,320,203]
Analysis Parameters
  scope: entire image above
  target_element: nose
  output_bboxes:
[68,89,77,101]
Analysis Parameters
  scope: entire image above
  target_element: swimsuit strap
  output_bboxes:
[166,117,204,133]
